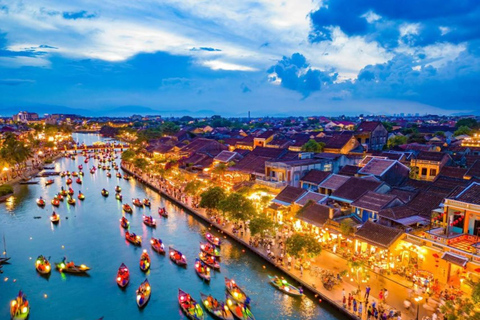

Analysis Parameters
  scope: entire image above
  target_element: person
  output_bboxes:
[358,302,363,315]
[365,285,371,299]
[348,293,352,309]
[367,305,372,320]
[379,289,384,301]
[431,312,437,320]
[383,289,389,302]
[300,263,303,277]
[343,294,347,308]
[397,312,402,320]
[353,298,357,313]
[287,256,292,269]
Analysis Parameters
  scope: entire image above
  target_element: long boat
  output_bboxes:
[150,237,165,254]
[268,275,303,297]
[225,293,255,320]
[139,250,150,272]
[169,247,187,267]
[158,207,168,217]
[132,198,143,207]
[200,242,221,258]
[200,293,234,320]
[55,260,90,274]
[178,289,204,320]
[10,291,29,320]
[136,279,151,308]
[205,232,222,246]
[125,231,142,246]
[120,217,130,229]
[122,204,132,213]
[225,277,250,304]
[194,258,211,282]
[199,252,220,270]
[143,215,156,228]
[116,263,129,288]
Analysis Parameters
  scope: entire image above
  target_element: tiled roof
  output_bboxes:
[378,205,420,220]
[388,188,418,203]
[465,160,480,178]
[300,169,331,185]
[229,153,269,175]
[407,191,445,216]
[251,146,288,158]
[324,133,353,149]
[355,121,381,133]
[358,158,397,176]
[441,252,468,267]
[295,191,328,206]
[273,186,306,205]
[257,130,276,139]
[453,182,480,205]
[355,221,403,249]
[179,138,227,156]
[415,151,448,162]
[338,165,360,176]
[330,177,383,203]
[359,156,386,167]
[351,191,400,212]
[440,166,468,179]
[318,174,350,191]
[214,151,238,163]
[296,203,331,227]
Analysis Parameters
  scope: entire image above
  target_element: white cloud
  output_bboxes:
[201,60,258,71]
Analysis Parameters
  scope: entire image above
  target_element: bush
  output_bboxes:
[0,184,14,197]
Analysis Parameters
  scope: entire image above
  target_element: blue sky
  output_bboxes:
[0,0,479,116]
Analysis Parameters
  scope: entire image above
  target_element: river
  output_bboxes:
[0,133,343,320]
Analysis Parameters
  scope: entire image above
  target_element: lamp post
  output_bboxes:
[414,296,423,320]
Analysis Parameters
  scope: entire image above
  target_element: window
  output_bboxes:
[430,169,437,177]
[421,168,427,176]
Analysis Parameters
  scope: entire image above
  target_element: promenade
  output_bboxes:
[121,162,437,320]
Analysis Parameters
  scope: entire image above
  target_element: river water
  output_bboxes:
[0,133,343,320]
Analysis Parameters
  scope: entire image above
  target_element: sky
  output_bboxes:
[0,0,479,117]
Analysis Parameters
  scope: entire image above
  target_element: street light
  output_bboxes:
[414,296,423,320]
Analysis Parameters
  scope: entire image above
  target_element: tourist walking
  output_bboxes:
[353,298,357,314]
[379,289,384,302]
[383,289,388,302]
[348,293,353,310]
[358,301,363,316]
[365,284,371,299]
[300,263,303,277]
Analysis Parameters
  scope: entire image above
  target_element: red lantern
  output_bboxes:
[435,265,438,267]
[433,253,439,258]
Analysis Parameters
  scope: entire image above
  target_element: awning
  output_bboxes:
[441,252,468,267]
[394,215,429,226]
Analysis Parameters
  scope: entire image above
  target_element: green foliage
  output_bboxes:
[249,215,276,236]
[387,135,407,148]
[435,131,446,138]
[0,184,14,197]
[184,180,205,196]
[339,220,355,236]
[219,192,256,222]
[285,233,322,258]
[200,187,226,211]
[472,281,480,304]
[407,133,426,144]
[301,139,325,152]
[439,296,480,320]
[133,157,149,170]
[0,132,32,166]
[381,121,394,131]
[454,125,472,137]
[455,118,478,129]
[121,149,136,162]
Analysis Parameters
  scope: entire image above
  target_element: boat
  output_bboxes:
[143,215,156,228]
[106,172,111,178]
[132,198,143,207]
[51,198,60,207]
[205,232,222,246]
[78,171,84,176]
[139,250,150,272]
[123,175,130,180]
[116,193,123,201]
[60,172,66,177]
[122,204,132,213]
[101,189,109,197]
[201,293,234,320]
[225,293,255,320]
[90,169,95,174]
[178,289,204,320]
[68,187,74,195]
[57,193,64,201]
[150,237,165,254]
[55,259,90,274]
[35,255,51,274]
[50,212,60,223]
[120,216,130,229]
[66,171,71,176]
[10,291,29,320]
[116,263,129,288]
[125,231,142,246]
[116,173,121,178]
[158,207,168,217]
[225,278,250,304]
[78,165,83,170]
[194,259,211,282]
[76,178,82,184]
[115,186,122,193]
[268,275,303,297]
[169,247,187,267]
[143,198,151,207]
[136,279,151,308]
[66,178,72,185]
[199,252,220,270]
[72,171,78,177]
[45,179,54,186]
[36,197,46,207]
[78,192,85,200]
[67,197,76,205]
[60,189,68,196]
[200,242,221,258]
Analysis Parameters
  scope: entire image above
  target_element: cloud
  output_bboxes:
[268,53,337,96]
[62,10,97,20]
[190,47,222,52]
[201,60,258,71]
[0,79,35,86]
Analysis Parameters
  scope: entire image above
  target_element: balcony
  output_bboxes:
[255,178,288,189]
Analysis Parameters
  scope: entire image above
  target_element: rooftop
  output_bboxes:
[351,191,400,212]
[273,186,307,206]
[355,221,403,249]
[330,177,383,203]
[296,203,331,227]
[318,174,350,191]
[295,191,328,206]
[300,169,331,185]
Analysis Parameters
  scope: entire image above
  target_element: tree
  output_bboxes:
[472,281,480,305]
[454,125,472,136]
[285,233,322,259]
[200,187,226,212]
[184,180,205,196]
[0,133,32,167]
[455,118,478,129]
[439,296,480,320]
[301,139,325,152]
[249,215,276,236]
[219,192,256,222]
[387,135,407,149]
[121,149,136,162]
[339,220,355,237]
[435,131,446,138]
[133,157,148,170]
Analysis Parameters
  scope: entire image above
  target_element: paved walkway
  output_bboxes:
[122,163,439,320]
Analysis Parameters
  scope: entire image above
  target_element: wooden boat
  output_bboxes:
[115,186,122,193]
[225,278,250,304]
[57,193,64,201]
[35,255,51,274]
[125,231,142,246]
[36,198,46,207]
[68,187,74,195]
[55,260,90,274]
[150,237,165,254]
[136,279,151,308]
[50,212,60,223]
[143,198,151,207]
[178,289,204,320]
[116,263,130,288]
[76,178,82,184]
[195,258,211,282]
[72,171,78,177]
[158,207,168,217]
[106,172,111,178]
[10,291,29,320]
[90,169,95,174]
[66,171,71,176]
[60,172,66,177]
[67,197,76,205]
[78,171,84,176]
[116,173,121,178]
[78,192,85,200]
[101,189,109,197]
[116,193,123,201]
[199,252,220,270]
[268,275,303,297]
[200,293,234,320]
[60,189,68,196]
[132,198,143,207]
[205,232,221,246]
[200,242,221,258]
[45,179,54,186]
[66,178,72,185]
[143,215,156,228]
[123,204,132,213]
[78,165,83,170]
[225,293,255,320]
[123,175,130,180]
[169,247,187,267]
[51,198,60,207]
[139,250,150,272]
[120,217,130,229]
